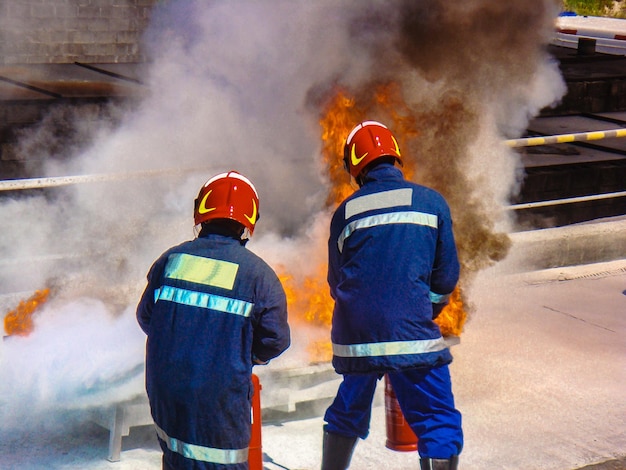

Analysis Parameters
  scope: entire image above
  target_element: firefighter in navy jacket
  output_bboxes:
[137,171,290,470]
[322,122,463,470]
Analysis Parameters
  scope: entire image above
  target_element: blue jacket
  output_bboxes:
[137,231,290,469]
[328,164,459,374]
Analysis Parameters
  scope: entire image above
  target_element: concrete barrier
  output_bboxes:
[499,216,626,273]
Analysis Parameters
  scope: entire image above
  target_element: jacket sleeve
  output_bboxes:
[136,258,164,334]
[326,209,343,300]
[430,201,460,311]
[251,268,290,364]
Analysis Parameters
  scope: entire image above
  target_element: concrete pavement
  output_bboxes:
[260,256,626,470]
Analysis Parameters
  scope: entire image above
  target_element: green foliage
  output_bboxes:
[562,0,626,17]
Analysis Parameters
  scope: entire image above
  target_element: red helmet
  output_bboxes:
[343,121,402,178]
[194,171,260,235]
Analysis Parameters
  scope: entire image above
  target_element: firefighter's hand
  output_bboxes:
[252,354,269,365]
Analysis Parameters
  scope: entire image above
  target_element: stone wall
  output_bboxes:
[0,0,159,65]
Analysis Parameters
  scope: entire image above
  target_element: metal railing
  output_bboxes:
[1,128,625,211]
[509,191,626,210]
[505,128,626,210]
[0,167,198,191]
[505,127,626,148]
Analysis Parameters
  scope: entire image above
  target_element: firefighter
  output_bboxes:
[322,121,463,470]
[137,171,290,470]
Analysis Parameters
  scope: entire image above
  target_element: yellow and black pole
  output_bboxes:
[504,127,626,210]
[505,128,626,148]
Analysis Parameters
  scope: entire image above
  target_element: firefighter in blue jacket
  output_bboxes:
[322,121,463,470]
[137,171,290,470]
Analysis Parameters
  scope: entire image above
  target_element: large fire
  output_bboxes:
[3,288,50,337]
[1,85,467,360]
[283,84,467,363]
[319,84,419,207]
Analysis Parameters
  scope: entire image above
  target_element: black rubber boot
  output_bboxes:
[420,455,459,470]
[321,428,358,470]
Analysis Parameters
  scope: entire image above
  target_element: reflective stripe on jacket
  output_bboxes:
[155,424,249,465]
[328,164,459,374]
[137,233,290,469]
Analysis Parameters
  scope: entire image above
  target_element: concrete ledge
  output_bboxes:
[502,217,626,273]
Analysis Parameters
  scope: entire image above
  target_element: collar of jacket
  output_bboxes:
[361,163,404,184]
[198,224,248,246]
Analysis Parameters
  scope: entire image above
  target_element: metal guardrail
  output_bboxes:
[505,128,626,210]
[509,190,626,210]
[505,128,626,147]
[0,167,198,191]
[1,129,625,210]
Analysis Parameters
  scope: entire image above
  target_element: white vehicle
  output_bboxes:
[555,14,626,55]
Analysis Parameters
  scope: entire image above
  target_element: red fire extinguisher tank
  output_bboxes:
[249,373,263,470]
[384,374,418,452]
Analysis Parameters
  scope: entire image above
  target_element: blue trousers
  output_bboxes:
[323,365,463,458]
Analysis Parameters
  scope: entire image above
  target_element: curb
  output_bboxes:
[500,217,626,273]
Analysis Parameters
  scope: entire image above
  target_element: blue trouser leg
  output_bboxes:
[324,374,379,439]
[388,365,463,459]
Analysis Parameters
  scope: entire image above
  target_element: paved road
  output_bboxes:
[261,259,626,469]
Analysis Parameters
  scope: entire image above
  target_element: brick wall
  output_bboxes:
[0,0,160,180]
[0,0,159,65]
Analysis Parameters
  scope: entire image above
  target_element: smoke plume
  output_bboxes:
[0,0,566,427]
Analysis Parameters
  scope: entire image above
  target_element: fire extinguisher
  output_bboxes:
[384,374,418,452]
[249,373,263,470]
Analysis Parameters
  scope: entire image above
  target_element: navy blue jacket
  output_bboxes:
[328,164,459,374]
[137,232,290,469]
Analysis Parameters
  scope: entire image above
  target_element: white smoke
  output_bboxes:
[0,0,566,429]
[0,299,145,429]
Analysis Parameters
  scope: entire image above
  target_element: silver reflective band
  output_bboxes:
[154,285,253,317]
[337,211,438,253]
[332,337,448,358]
[429,291,451,304]
[155,424,249,465]
[345,188,413,219]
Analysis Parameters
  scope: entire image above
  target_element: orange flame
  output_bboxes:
[3,288,50,337]
[319,87,361,207]
[280,265,333,328]
[318,83,419,207]
[281,83,467,363]
[280,266,334,363]
[434,287,466,337]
